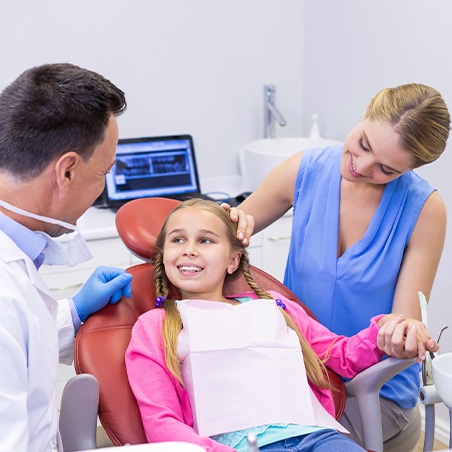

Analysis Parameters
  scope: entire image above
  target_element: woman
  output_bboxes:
[228,83,450,444]
[125,199,438,451]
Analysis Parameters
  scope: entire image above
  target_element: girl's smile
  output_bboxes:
[177,264,203,274]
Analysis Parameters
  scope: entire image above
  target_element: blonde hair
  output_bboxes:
[363,83,450,167]
[154,198,330,389]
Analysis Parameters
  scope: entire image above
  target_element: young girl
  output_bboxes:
[125,199,438,452]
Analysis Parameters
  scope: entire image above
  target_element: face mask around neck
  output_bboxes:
[0,199,93,267]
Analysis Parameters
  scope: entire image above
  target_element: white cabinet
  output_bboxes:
[40,236,133,299]
[260,213,293,283]
[246,229,263,271]
[246,213,293,283]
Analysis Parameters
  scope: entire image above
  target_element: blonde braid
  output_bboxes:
[280,308,330,389]
[154,253,170,299]
[154,253,183,383]
[239,254,273,300]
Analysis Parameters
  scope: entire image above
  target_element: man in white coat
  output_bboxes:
[0,64,133,451]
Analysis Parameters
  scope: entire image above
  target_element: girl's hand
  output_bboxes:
[377,314,439,363]
[221,203,254,247]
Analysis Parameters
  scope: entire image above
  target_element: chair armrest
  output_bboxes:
[344,357,416,452]
[59,373,99,451]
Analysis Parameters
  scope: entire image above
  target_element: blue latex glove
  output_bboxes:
[72,266,133,322]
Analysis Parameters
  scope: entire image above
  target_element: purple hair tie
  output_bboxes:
[155,296,166,308]
[275,298,286,310]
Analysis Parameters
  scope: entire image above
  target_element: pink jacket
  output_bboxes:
[125,291,385,451]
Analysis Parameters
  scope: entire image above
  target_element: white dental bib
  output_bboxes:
[177,299,346,437]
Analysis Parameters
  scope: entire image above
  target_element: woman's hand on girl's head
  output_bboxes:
[377,314,439,363]
[221,203,254,247]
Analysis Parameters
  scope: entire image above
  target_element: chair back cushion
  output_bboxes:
[75,264,154,445]
[115,197,181,262]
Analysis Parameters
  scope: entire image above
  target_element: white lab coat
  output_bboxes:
[0,230,75,451]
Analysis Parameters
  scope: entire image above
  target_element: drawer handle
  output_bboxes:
[267,236,291,241]
[49,283,83,291]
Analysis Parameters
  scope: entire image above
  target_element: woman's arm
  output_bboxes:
[229,151,303,243]
[125,315,234,452]
[392,191,446,320]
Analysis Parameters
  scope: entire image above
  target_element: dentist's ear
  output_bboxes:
[54,151,82,189]
[227,252,242,274]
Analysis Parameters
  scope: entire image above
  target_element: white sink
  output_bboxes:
[432,352,452,409]
[240,137,341,192]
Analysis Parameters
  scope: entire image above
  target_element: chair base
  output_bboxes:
[383,404,421,452]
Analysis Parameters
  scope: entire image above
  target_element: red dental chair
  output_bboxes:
[59,197,418,452]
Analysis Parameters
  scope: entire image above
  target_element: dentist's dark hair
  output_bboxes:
[0,63,126,181]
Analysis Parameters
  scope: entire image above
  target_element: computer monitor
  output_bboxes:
[104,134,206,209]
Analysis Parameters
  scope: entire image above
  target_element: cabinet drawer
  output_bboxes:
[261,215,293,282]
[40,236,132,276]
[42,268,100,299]
[248,246,263,270]
[40,237,133,297]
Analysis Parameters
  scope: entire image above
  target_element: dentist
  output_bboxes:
[0,63,132,451]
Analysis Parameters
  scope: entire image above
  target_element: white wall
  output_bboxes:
[302,0,452,439]
[0,0,304,188]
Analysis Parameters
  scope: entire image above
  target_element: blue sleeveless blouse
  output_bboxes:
[284,145,434,408]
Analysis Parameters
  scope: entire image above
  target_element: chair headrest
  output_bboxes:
[115,197,181,262]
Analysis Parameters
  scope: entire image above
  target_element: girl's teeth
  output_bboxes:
[180,266,201,272]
